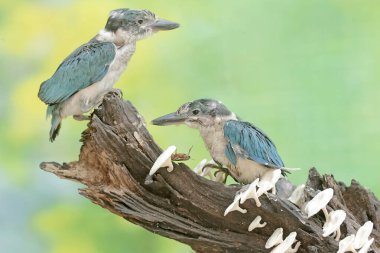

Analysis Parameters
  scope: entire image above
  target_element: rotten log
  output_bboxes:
[40,93,380,253]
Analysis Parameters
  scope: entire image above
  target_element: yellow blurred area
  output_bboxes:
[10,74,45,141]
[35,205,106,253]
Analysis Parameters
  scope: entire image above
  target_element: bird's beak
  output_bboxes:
[151,112,186,126]
[151,19,180,31]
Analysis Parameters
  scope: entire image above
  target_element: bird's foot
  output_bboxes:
[73,114,91,121]
[108,88,123,98]
[201,162,230,183]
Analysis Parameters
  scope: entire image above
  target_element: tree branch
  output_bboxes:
[40,93,380,253]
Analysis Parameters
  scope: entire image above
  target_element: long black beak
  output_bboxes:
[151,112,186,126]
[151,19,180,31]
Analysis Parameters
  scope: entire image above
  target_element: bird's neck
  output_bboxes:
[198,121,229,164]
[96,29,137,47]
[198,114,237,145]
[198,116,233,140]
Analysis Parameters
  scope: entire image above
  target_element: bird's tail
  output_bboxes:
[280,166,302,176]
[47,104,62,142]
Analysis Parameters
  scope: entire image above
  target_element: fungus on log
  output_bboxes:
[40,93,380,253]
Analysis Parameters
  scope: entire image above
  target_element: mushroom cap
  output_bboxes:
[358,238,374,253]
[248,216,266,231]
[354,221,373,249]
[224,194,247,216]
[337,235,355,253]
[149,145,176,175]
[193,159,207,175]
[265,228,284,249]
[323,210,346,237]
[257,169,282,195]
[288,184,305,207]
[270,232,297,253]
[258,169,282,186]
[240,178,259,204]
[304,188,334,218]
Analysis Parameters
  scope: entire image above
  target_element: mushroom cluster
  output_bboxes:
[265,228,301,253]
[224,169,282,214]
[301,188,347,241]
[337,221,374,253]
[288,185,375,252]
[222,169,300,252]
[239,169,282,208]
[146,153,376,253]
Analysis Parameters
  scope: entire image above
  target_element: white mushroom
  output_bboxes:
[150,145,176,174]
[304,188,334,219]
[248,216,267,231]
[287,241,301,253]
[240,178,261,207]
[145,145,176,184]
[358,238,374,253]
[270,232,298,253]
[224,193,247,216]
[193,159,207,175]
[257,169,282,196]
[322,209,346,241]
[353,221,373,249]
[288,184,305,207]
[200,166,214,179]
[266,228,284,249]
[337,235,356,253]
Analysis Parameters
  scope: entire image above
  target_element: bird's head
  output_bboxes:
[100,8,179,45]
[152,99,237,129]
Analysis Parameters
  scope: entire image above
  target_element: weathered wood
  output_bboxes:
[40,93,379,253]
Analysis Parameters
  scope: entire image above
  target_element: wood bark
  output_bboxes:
[40,93,380,253]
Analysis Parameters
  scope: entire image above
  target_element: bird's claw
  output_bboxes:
[201,162,230,183]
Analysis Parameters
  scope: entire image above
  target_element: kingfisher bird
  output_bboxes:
[152,99,286,184]
[38,8,179,141]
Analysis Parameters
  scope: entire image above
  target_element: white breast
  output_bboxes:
[60,44,136,118]
[199,124,230,165]
[99,44,135,90]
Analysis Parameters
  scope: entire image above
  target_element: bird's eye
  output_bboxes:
[137,19,143,24]
[192,109,200,115]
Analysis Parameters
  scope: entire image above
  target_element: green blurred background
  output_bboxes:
[0,0,379,252]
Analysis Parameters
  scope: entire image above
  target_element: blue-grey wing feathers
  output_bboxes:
[224,120,284,168]
[38,41,116,104]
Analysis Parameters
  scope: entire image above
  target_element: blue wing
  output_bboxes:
[38,41,116,104]
[224,120,284,168]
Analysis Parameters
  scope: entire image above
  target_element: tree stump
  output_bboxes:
[40,93,380,253]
